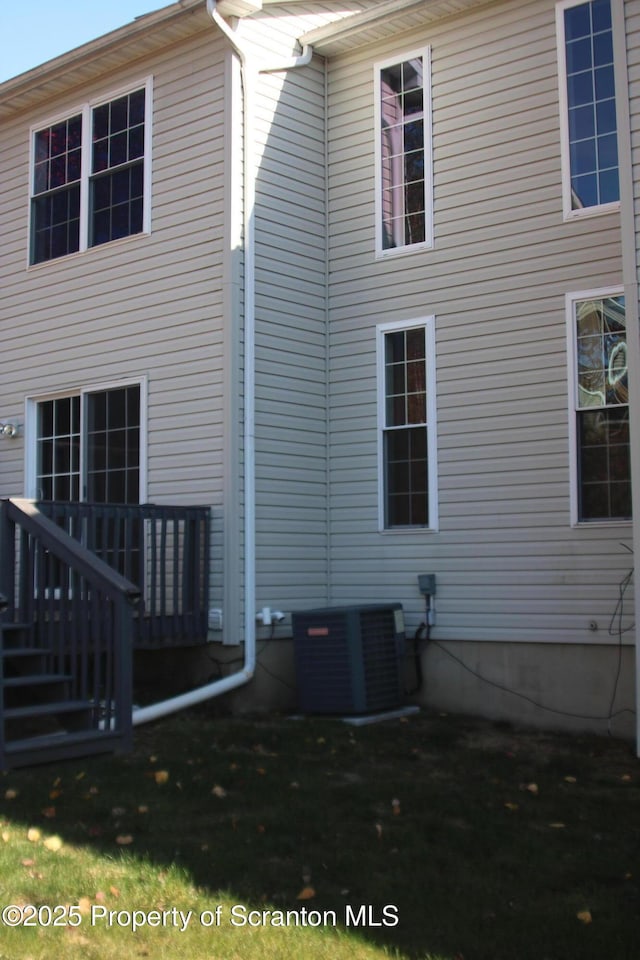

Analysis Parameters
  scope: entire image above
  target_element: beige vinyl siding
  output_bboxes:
[252,43,329,611]
[628,0,640,280]
[239,4,332,615]
[325,0,631,643]
[0,28,229,606]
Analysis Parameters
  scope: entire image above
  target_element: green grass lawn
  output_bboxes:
[0,708,638,960]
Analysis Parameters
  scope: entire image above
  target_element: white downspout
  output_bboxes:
[133,0,312,726]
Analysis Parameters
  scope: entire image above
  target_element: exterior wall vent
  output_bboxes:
[291,603,406,715]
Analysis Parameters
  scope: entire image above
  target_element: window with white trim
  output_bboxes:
[30,81,151,264]
[556,0,619,217]
[567,291,630,522]
[375,48,433,256]
[377,318,438,530]
[30,383,142,504]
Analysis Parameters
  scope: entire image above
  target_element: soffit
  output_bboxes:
[300,0,496,55]
[0,0,207,123]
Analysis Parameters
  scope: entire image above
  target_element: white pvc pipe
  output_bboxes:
[260,45,313,73]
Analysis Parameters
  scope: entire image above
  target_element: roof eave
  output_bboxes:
[300,0,492,55]
[0,0,204,121]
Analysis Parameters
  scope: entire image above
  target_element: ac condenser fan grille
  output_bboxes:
[292,604,405,715]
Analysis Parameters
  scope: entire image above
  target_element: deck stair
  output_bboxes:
[0,499,139,769]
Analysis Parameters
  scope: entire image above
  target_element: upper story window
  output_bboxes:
[374,48,433,257]
[377,317,438,531]
[567,290,630,523]
[30,80,152,265]
[556,0,619,218]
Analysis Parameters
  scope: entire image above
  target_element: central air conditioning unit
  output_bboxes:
[292,603,406,715]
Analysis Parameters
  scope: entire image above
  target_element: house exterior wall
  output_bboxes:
[252,54,330,612]
[1,0,637,735]
[628,0,640,275]
[621,0,640,745]
[321,0,635,733]
[239,6,334,619]
[0,24,230,610]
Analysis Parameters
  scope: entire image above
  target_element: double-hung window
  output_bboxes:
[374,48,433,256]
[30,80,151,264]
[567,290,630,523]
[377,317,438,530]
[556,0,619,217]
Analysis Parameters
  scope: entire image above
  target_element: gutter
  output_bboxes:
[133,0,312,725]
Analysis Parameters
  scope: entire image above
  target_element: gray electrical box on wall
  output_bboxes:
[292,603,406,715]
[418,574,436,596]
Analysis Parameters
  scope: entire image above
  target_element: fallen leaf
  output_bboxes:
[149,755,158,763]
[391,798,401,815]
[115,835,134,846]
[49,790,62,800]
[27,828,41,843]
[21,859,35,867]
[504,802,519,812]
[111,806,126,817]
[44,835,63,852]
[211,785,227,798]
[137,805,149,814]
[577,910,592,924]
[375,822,383,838]
[88,786,99,796]
[110,886,120,898]
[296,886,316,900]
[77,897,92,915]
[621,774,632,782]
[154,770,170,785]
[564,776,577,783]
[41,807,56,819]
[548,822,566,829]
[4,789,18,800]
[75,772,86,781]
[95,891,106,902]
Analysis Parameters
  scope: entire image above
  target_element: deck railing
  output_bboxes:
[36,501,211,647]
[0,498,138,764]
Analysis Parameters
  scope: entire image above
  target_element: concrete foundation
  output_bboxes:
[134,636,636,741]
